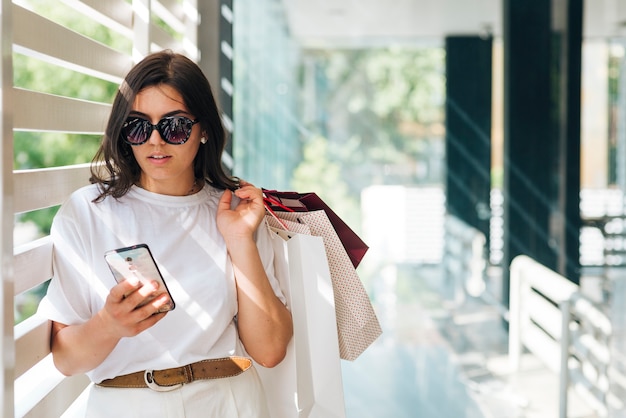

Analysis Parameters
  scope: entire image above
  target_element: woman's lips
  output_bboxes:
[147,155,171,164]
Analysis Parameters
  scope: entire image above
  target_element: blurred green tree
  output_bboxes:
[291,47,445,229]
[291,135,362,233]
[322,48,445,190]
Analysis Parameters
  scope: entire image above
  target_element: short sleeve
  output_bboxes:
[37,194,107,325]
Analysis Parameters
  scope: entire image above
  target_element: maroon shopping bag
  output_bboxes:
[262,189,369,268]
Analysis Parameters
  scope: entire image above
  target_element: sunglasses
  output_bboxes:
[121,116,199,145]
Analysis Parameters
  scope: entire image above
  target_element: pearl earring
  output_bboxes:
[200,137,207,144]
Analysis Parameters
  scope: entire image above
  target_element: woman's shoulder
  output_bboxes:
[56,184,103,214]
[50,185,103,234]
[66,183,102,203]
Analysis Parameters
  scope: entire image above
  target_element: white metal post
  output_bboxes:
[196,0,220,90]
[132,0,151,60]
[508,256,523,371]
[559,299,571,418]
[183,0,199,61]
[0,0,15,415]
[609,276,626,417]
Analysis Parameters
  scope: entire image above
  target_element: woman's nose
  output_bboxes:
[147,126,166,144]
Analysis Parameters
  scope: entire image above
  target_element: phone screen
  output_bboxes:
[104,244,175,312]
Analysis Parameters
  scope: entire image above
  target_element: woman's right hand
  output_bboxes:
[100,279,170,338]
[50,279,170,376]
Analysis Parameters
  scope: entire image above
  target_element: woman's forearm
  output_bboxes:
[228,237,293,368]
[50,314,121,376]
[50,279,169,376]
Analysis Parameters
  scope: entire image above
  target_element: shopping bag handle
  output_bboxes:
[263,193,293,231]
[262,193,295,212]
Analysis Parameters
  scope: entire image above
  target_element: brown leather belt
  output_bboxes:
[97,356,252,391]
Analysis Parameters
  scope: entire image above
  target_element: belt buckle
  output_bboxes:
[144,370,183,392]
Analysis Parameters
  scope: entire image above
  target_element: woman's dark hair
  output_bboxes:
[91,50,238,201]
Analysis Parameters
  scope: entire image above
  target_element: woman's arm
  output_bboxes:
[217,184,293,368]
[50,279,170,376]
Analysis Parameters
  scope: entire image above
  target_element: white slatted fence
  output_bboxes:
[509,255,617,417]
[3,1,205,416]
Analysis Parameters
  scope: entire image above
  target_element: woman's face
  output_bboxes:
[128,84,202,195]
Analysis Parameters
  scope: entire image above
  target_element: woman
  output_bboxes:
[37,50,293,417]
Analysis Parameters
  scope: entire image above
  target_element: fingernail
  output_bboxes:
[127,277,140,287]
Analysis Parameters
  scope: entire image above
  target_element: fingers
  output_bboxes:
[103,280,170,337]
[123,280,170,312]
[233,182,262,201]
[234,184,264,215]
[109,277,140,300]
[217,181,265,243]
[110,278,157,304]
[217,188,233,212]
[218,180,261,205]
[140,293,172,317]
[218,182,263,218]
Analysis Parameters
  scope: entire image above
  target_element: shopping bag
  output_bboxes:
[265,212,382,361]
[255,228,346,418]
[263,189,369,268]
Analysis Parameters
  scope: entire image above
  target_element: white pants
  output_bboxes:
[80,366,270,418]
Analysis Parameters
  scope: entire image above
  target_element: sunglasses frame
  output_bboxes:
[122,116,199,145]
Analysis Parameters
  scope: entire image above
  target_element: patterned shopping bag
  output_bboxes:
[265,211,382,361]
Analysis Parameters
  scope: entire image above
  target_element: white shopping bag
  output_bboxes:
[256,228,346,418]
[265,212,382,361]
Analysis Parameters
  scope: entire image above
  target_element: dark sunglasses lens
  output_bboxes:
[123,118,150,144]
[160,117,193,144]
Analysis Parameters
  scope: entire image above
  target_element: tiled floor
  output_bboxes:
[341,265,488,417]
[341,325,486,418]
[341,265,599,418]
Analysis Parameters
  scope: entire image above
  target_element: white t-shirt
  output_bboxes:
[37,183,285,383]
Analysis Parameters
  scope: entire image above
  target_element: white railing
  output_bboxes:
[508,255,617,417]
[560,292,619,417]
[3,1,208,416]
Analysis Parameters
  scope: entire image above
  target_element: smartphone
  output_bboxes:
[104,244,175,312]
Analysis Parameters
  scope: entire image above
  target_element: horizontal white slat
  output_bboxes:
[150,22,182,53]
[153,0,186,33]
[14,236,53,295]
[60,385,91,417]
[569,365,610,416]
[527,290,563,339]
[61,0,133,38]
[570,292,612,336]
[13,88,110,134]
[522,324,561,374]
[571,332,611,368]
[13,3,132,83]
[15,355,90,418]
[14,164,92,213]
[512,255,578,302]
[14,314,51,379]
[26,374,91,418]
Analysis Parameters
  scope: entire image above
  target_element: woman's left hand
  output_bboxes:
[216,181,265,243]
[217,181,293,367]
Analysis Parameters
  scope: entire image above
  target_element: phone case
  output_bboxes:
[104,244,175,312]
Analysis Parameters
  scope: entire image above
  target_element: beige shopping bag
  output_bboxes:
[265,212,382,361]
[256,228,346,418]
